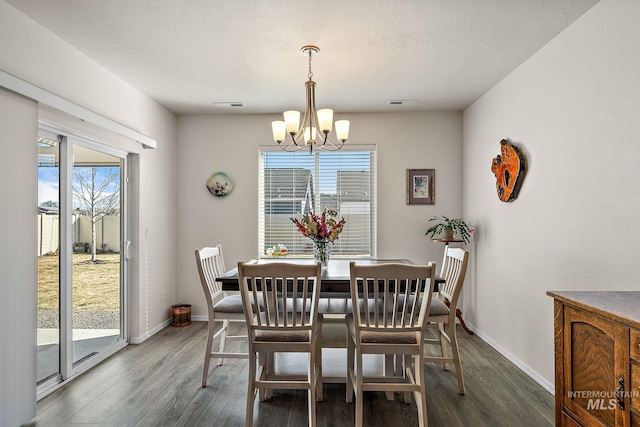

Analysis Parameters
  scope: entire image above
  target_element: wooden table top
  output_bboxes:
[217,258,443,294]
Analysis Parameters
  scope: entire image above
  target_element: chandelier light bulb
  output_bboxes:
[283,110,300,135]
[304,126,317,143]
[271,121,286,143]
[317,109,333,133]
[335,120,350,142]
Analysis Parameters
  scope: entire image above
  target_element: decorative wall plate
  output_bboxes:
[206,172,234,197]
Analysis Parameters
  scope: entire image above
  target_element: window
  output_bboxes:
[259,146,376,258]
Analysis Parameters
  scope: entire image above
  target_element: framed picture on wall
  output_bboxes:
[406,169,435,205]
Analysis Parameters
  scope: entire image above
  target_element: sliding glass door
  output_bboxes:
[37,132,61,386]
[70,144,124,365]
[37,127,128,397]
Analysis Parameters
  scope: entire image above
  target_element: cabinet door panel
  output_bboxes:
[562,411,584,427]
[631,330,640,362]
[631,363,640,413]
[563,306,629,427]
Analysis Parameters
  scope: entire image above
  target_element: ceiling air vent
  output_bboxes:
[212,102,244,108]
[387,100,419,106]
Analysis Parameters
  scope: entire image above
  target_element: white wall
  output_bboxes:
[176,112,463,317]
[0,1,178,422]
[462,0,640,390]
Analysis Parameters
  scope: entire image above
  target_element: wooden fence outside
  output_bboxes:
[38,214,120,256]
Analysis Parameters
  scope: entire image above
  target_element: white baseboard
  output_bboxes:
[130,318,172,344]
[467,323,554,395]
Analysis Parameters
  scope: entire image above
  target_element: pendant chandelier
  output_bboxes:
[271,45,350,153]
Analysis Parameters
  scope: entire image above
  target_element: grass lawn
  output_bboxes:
[38,253,121,311]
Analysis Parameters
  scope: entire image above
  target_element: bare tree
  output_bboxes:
[41,200,59,207]
[72,166,120,262]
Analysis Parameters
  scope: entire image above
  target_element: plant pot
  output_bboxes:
[442,228,454,240]
[171,304,192,327]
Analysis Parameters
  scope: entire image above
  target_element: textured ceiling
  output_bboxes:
[6,0,600,115]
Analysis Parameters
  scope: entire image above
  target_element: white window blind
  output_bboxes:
[259,146,376,258]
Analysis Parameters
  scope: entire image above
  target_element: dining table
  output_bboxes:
[215,257,444,385]
[216,257,443,295]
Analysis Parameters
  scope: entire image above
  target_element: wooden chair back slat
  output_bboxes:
[238,262,322,333]
[195,245,226,306]
[350,262,436,335]
[438,247,469,306]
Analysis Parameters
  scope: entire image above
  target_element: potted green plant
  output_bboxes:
[425,215,472,243]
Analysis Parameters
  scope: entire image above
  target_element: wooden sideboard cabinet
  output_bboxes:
[547,291,640,427]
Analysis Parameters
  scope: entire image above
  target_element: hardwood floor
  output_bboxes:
[25,321,554,427]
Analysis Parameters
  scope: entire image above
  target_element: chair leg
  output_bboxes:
[217,319,229,366]
[308,345,317,427]
[414,353,428,427]
[265,352,275,400]
[346,333,354,403]
[449,322,465,395]
[315,332,323,402]
[245,351,257,427]
[201,322,215,387]
[259,352,269,401]
[384,355,395,401]
[438,322,449,370]
[403,354,411,404]
[355,351,364,427]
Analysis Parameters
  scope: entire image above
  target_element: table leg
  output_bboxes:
[444,298,474,336]
[384,355,395,400]
[456,308,475,335]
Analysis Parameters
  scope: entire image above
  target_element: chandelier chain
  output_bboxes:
[308,51,313,79]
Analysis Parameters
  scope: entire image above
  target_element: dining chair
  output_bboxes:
[237,261,323,427]
[346,261,435,427]
[195,245,248,388]
[423,246,469,395]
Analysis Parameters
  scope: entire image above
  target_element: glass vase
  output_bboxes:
[313,240,331,268]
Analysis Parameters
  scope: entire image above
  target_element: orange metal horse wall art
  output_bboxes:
[491,139,526,202]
